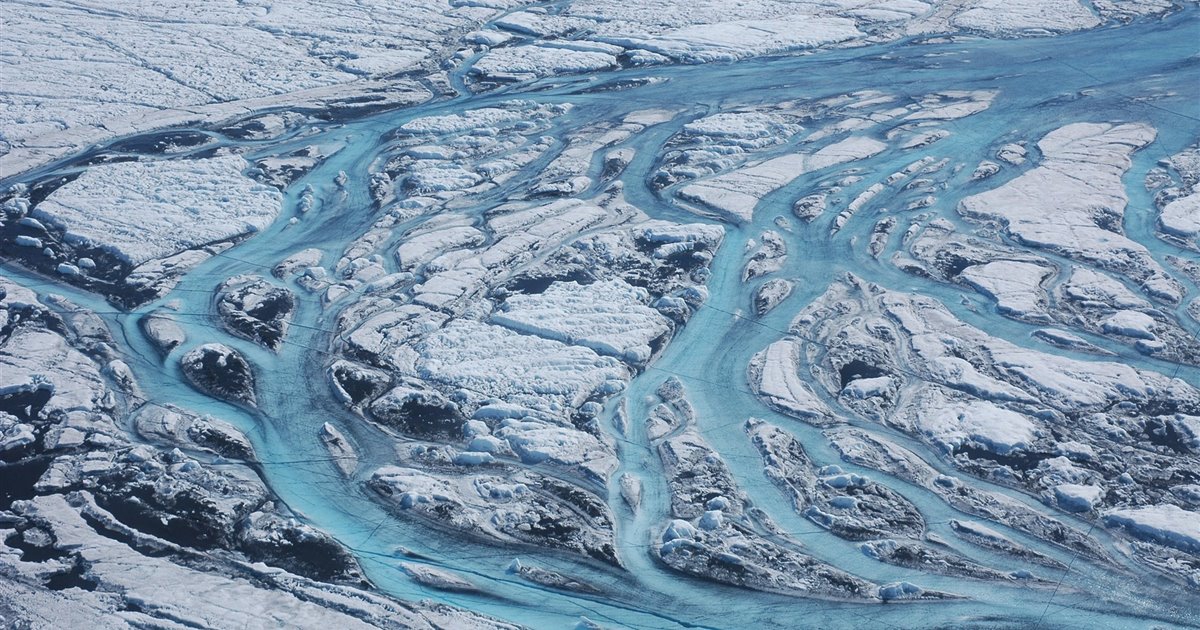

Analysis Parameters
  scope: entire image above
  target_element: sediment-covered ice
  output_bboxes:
[139,310,188,357]
[4,1,1197,623]
[748,415,1051,583]
[180,343,258,408]
[949,520,1066,569]
[0,281,510,628]
[649,388,891,600]
[133,405,255,461]
[743,231,788,281]
[829,428,1111,563]
[747,419,926,541]
[216,275,295,351]
[369,454,619,565]
[753,278,794,316]
[778,275,1198,581]
[898,220,1200,364]
[319,422,359,477]
[5,493,513,630]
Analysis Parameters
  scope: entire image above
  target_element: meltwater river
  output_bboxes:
[6,7,1200,629]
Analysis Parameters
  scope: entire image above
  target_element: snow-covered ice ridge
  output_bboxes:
[3,1,1200,629]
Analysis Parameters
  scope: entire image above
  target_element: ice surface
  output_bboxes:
[370,459,618,564]
[959,260,1053,320]
[503,0,1126,74]
[959,123,1180,301]
[900,217,1200,363]
[473,46,618,80]
[1062,267,1152,310]
[595,16,863,63]
[0,280,109,416]
[1104,505,1200,553]
[654,423,886,600]
[493,279,671,364]
[750,339,836,424]
[32,156,281,266]
[319,422,359,477]
[1148,142,1200,249]
[747,419,926,541]
[0,0,524,174]
[789,275,1198,585]
[410,318,630,410]
[916,398,1038,456]
[951,0,1099,34]
[1160,192,1200,241]
[3,1,1198,626]
[0,281,513,629]
[679,136,886,222]
[7,494,508,630]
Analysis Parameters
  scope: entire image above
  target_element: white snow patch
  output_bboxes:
[959,123,1177,301]
[1104,504,1200,553]
[1160,191,1200,241]
[916,398,1038,456]
[411,319,630,411]
[473,46,618,79]
[951,0,1100,34]
[596,17,862,63]
[1100,310,1157,340]
[959,260,1053,319]
[842,376,891,399]
[1054,484,1103,512]
[1062,267,1150,309]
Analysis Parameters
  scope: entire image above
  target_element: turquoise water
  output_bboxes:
[6,8,1200,629]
